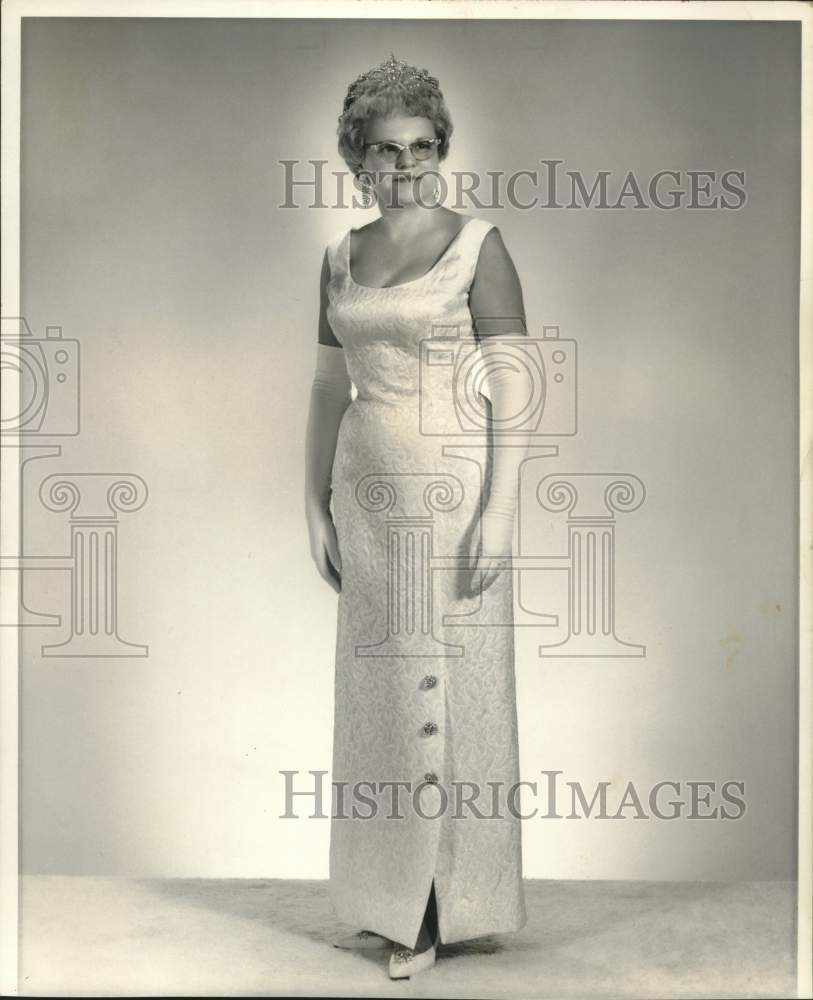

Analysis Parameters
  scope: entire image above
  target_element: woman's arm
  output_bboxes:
[305,250,352,592]
[466,227,532,595]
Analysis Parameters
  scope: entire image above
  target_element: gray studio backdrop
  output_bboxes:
[18,18,799,879]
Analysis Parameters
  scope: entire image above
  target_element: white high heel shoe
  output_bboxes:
[333,929,391,950]
[388,926,440,979]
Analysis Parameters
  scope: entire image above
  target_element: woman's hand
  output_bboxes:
[466,509,514,596]
[307,501,342,594]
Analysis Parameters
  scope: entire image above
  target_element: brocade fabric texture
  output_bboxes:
[324,215,527,948]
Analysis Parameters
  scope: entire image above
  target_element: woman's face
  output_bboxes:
[361,115,440,209]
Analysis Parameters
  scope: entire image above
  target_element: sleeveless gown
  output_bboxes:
[324,215,527,949]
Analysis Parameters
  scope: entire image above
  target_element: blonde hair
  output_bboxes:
[337,57,453,177]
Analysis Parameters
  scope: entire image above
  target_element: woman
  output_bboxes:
[305,54,531,980]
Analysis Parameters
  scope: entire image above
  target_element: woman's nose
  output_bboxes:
[396,146,417,168]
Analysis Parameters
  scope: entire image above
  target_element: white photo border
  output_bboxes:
[1,2,809,996]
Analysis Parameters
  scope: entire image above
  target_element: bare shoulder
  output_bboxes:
[353,217,382,243]
[470,226,528,336]
[474,225,517,277]
[318,247,342,349]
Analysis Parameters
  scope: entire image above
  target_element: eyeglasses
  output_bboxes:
[363,137,441,163]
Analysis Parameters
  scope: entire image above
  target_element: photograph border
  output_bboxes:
[1,2,809,996]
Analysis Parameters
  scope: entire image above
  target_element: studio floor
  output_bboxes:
[18,876,796,998]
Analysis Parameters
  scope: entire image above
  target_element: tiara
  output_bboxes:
[342,53,441,114]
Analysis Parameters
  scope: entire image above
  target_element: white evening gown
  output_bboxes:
[324,215,527,949]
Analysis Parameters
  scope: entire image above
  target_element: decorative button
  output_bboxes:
[424,772,439,784]
[422,721,439,736]
[422,674,438,689]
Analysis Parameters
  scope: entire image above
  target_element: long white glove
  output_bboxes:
[305,343,353,592]
[467,336,533,595]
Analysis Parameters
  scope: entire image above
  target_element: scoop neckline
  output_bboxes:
[345,216,478,290]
